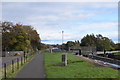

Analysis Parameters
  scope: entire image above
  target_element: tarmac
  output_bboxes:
[15,54,45,79]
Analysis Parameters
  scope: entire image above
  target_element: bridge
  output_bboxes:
[69,46,96,55]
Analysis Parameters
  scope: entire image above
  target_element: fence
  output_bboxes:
[108,54,120,60]
[92,55,120,65]
[1,52,36,79]
[81,46,96,55]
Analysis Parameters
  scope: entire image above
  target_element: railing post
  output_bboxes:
[26,56,27,62]
[4,63,7,79]
[24,56,25,63]
[12,60,14,73]
[17,58,19,69]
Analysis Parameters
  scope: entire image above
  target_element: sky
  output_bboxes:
[1,2,118,44]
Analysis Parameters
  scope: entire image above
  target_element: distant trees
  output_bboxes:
[81,34,116,51]
[59,40,80,50]
[2,21,118,52]
[2,21,41,52]
[81,34,96,46]
[114,43,120,50]
[61,34,117,51]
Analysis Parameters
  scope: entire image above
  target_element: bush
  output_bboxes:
[14,53,21,56]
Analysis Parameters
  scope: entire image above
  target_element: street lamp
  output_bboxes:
[61,30,67,66]
[0,27,3,57]
[62,31,64,51]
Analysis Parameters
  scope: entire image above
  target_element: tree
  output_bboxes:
[65,41,75,50]
[2,21,41,52]
[114,43,120,50]
[81,34,96,46]
[80,34,115,51]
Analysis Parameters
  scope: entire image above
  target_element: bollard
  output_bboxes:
[17,58,19,69]
[62,53,67,66]
[4,63,7,79]
[12,60,14,73]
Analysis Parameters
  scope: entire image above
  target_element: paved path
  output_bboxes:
[15,54,45,78]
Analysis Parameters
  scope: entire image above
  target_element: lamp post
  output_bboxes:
[62,31,64,51]
[61,30,67,66]
[0,27,3,57]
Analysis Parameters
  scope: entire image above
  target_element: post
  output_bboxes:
[17,58,19,69]
[104,49,106,57]
[68,47,70,52]
[79,49,81,56]
[4,63,7,79]
[50,48,52,53]
[24,52,26,63]
[21,57,23,66]
[62,31,64,51]
[61,31,67,66]
[12,60,14,73]
[104,49,106,54]
[26,55,27,62]
[62,53,67,66]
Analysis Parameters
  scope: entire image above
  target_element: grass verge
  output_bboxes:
[44,52,119,78]
[113,52,120,55]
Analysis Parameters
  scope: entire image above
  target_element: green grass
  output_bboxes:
[44,52,119,78]
[113,52,120,55]
[0,53,36,79]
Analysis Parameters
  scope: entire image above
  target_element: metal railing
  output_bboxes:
[92,55,120,65]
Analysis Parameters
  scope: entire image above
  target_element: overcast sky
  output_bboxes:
[1,2,118,44]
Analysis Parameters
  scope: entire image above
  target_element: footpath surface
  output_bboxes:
[15,54,45,78]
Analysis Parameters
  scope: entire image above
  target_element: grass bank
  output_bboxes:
[113,52,120,55]
[44,52,119,78]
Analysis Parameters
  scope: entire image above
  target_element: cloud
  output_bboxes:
[39,22,118,41]
[24,3,117,44]
[2,0,119,2]
[73,22,117,31]
[69,22,118,42]
[2,2,118,44]
[27,15,59,22]
[0,3,2,21]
